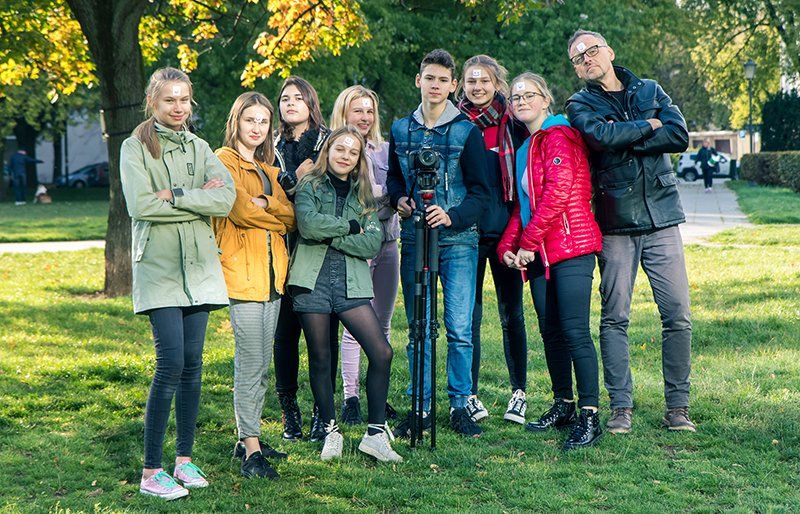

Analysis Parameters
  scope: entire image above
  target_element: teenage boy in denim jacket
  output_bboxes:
[387,49,489,438]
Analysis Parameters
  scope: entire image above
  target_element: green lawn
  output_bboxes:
[726,181,800,224]
[0,188,108,242]
[2,225,800,512]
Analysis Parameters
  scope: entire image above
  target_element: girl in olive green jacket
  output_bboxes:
[120,67,235,501]
[288,126,401,463]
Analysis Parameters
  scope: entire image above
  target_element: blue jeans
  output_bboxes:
[401,241,477,410]
[13,174,26,203]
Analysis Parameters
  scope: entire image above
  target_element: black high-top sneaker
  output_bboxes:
[278,392,303,441]
[341,396,362,425]
[525,398,576,432]
[308,404,326,442]
[562,408,603,451]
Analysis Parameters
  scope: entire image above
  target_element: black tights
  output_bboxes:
[300,305,393,428]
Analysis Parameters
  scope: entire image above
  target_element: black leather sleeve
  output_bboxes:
[631,84,689,155]
[566,96,653,152]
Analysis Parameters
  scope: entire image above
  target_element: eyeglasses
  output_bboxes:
[510,92,544,105]
[570,44,608,66]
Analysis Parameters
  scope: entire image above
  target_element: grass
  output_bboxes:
[0,188,108,242]
[726,181,800,224]
[2,228,800,512]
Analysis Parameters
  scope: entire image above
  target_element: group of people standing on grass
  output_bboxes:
[121,28,696,501]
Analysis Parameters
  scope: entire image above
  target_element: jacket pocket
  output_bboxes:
[656,172,678,188]
[598,159,639,188]
[132,221,152,262]
[635,98,660,118]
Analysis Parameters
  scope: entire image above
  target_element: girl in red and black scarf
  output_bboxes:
[456,55,530,426]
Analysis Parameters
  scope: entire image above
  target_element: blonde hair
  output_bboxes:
[133,67,194,158]
[329,86,384,145]
[510,72,555,115]
[456,55,510,101]
[223,92,275,165]
[294,126,376,214]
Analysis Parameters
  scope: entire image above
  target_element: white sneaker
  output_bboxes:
[358,424,403,463]
[503,389,527,424]
[320,420,343,461]
[465,395,488,422]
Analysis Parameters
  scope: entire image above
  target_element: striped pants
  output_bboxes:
[230,298,281,439]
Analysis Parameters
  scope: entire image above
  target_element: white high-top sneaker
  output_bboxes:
[320,420,343,461]
[358,424,403,463]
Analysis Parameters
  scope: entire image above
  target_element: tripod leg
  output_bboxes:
[428,227,440,450]
[410,213,426,447]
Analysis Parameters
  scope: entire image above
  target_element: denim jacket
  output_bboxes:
[387,101,489,246]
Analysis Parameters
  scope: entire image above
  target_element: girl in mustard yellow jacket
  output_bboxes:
[212,92,295,480]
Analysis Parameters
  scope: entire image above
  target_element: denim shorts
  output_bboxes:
[291,248,370,314]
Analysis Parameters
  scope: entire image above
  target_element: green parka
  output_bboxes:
[120,123,236,314]
[288,174,382,298]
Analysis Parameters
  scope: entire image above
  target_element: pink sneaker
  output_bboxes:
[173,461,209,489]
[139,470,189,500]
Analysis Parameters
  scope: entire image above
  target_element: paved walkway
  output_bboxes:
[0,179,749,253]
[677,179,752,243]
[0,240,105,254]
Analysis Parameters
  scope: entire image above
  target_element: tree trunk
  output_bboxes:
[66,0,148,297]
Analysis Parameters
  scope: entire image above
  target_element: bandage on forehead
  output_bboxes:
[361,98,372,108]
[172,85,181,96]
[576,42,587,52]
[514,82,526,91]
[343,136,355,148]
[255,114,265,123]
[471,69,482,78]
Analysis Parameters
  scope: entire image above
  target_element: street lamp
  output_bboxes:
[744,59,756,154]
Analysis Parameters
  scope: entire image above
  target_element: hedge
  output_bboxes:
[740,152,800,193]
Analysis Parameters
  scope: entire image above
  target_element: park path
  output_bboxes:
[677,179,752,244]
[0,180,749,254]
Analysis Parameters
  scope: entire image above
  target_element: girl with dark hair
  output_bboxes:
[272,76,334,443]
[289,126,400,463]
[120,67,235,500]
[213,92,295,479]
[456,55,529,425]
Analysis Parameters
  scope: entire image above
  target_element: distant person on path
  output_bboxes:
[695,138,718,193]
[9,149,42,205]
[565,29,695,435]
[497,72,604,451]
[213,92,295,480]
[120,67,235,500]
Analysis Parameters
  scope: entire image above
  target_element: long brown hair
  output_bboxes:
[455,54,510,102]
[294,126,376,214]
[133,67,194,158]
[276,76,325,141]
[223,92,275,165]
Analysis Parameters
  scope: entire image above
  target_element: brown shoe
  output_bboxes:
[606,407,632,434]
[662,407,696,432]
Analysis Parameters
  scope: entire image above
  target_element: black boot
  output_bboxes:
[308,404,326,442]
[278,392,303,441]
[525,399,576,432]
[563,408,603,451]
[341,396,362,425]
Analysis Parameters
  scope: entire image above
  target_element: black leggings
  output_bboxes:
[702,167,714,188]
[299,304,393,426]
[273,294,338,396]
[144,306,209,469]
[472,239,527,394]
[529,254,599,408]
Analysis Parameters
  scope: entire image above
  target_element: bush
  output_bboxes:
[741,151,800,193]
[762,91,800,151]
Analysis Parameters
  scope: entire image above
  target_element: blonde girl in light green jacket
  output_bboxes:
[120,67,235,501]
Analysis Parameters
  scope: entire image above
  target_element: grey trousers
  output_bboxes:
[230,298,281,439]
[598,225,692,410]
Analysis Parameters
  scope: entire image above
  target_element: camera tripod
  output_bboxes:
[409,184,440,450]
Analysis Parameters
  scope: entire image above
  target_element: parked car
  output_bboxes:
[675,151,734,182]
[54,162,109,188]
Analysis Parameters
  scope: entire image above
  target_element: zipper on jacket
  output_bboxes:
[525,136,551,279]
[562,212,571,235]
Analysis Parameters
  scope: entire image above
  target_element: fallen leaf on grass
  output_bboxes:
[245,504,250,510]
[91,480,97,486]
[517,451,525,458]
[772,439,780,445]
[430,464,440,473]
[118,480,128,486]
[87,488,103,497]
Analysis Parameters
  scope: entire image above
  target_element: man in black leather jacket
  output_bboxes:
[565,29,696,435]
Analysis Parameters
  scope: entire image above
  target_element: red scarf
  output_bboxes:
[458,94,521,202]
